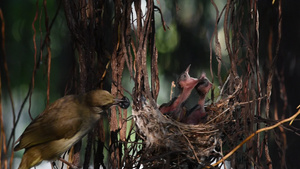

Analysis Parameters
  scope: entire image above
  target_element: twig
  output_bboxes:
[206,107,230,125]
[211,106,300,167]
[219,74,230,98]
[142,150,185,163]
[0,9,17,169]
[28,0,39,121]
[177,127,200,163]
[153,5,169,31]
[170,81,176,100]
[0,9,9,169]
[43,0,52,106]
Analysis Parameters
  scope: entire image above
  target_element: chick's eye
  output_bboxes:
[198,81,205,85]
[181,74,187,79]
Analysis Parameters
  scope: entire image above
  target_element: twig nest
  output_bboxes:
[132,100,222,166]
[132,77,241,167]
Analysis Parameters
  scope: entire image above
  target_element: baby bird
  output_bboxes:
[159,65,200,121]
[181,73,212,125]
[14,90,130,169]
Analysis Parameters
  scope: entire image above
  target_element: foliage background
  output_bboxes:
[1,0,300,168]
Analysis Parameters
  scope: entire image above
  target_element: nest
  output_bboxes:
[132,78,242,168]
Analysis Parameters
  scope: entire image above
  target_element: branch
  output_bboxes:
[211,106,300,167]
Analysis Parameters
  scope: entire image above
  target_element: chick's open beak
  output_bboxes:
[185,64,191,74]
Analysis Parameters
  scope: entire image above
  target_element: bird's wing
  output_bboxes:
[14,96,84,151]
[159,97,178,114]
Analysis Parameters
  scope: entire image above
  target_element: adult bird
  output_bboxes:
[159,65,200,121]
[14,89,130,169]
[181,73,212,125]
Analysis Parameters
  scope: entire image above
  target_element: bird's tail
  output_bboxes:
[18,149,43,169]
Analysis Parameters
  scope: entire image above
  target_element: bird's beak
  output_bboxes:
[179,64,200,89]
[199,72,206,80]
[185,64,191,74]
[114,98,123,102]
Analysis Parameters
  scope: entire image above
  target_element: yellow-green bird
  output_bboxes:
[14,89,130,169]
